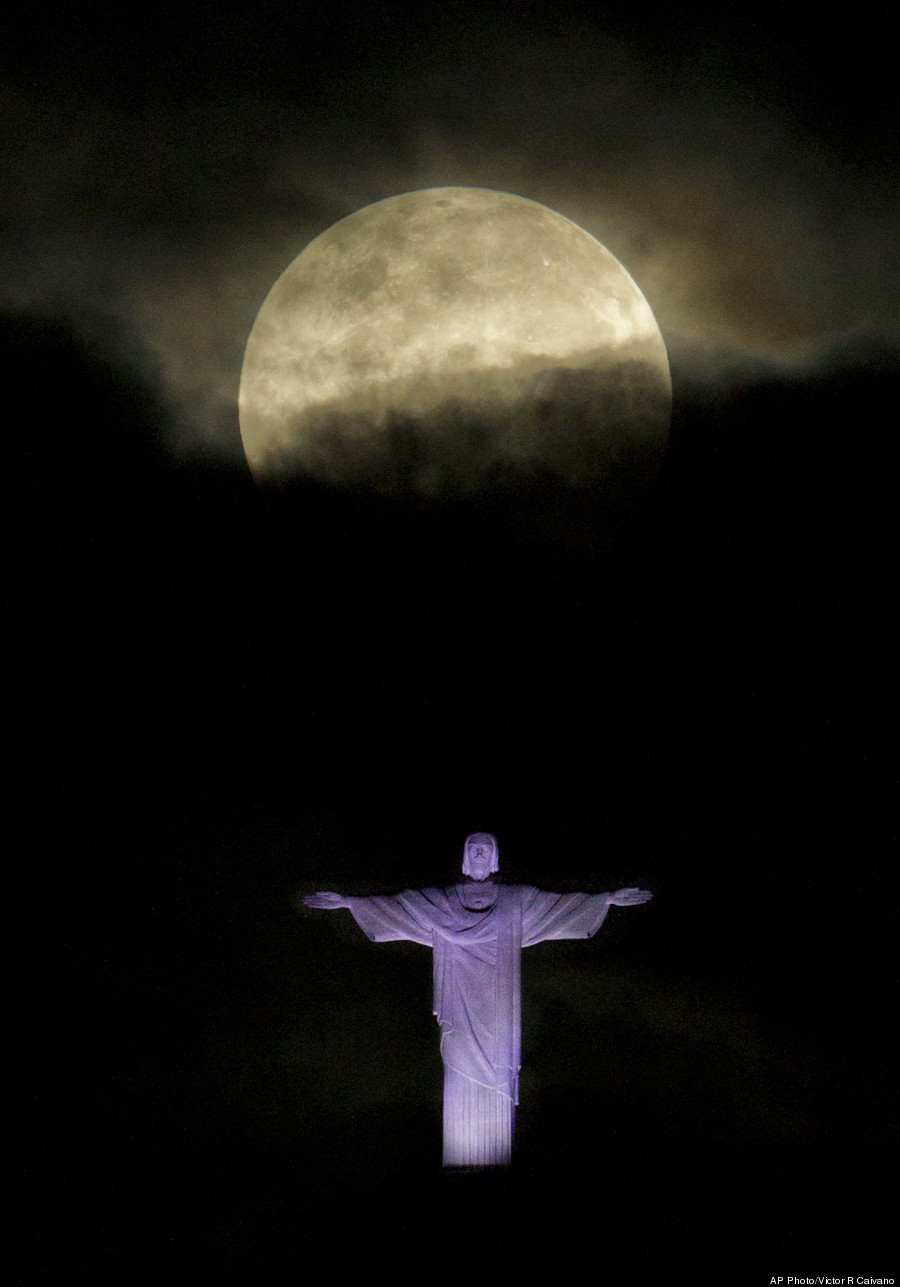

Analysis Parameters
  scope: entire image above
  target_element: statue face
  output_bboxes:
[465,837,496,882]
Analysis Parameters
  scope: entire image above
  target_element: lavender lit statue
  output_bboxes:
[303,832,651,1168]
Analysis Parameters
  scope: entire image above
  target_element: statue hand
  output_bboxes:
[608,887,653,906]
[303,891,346,910]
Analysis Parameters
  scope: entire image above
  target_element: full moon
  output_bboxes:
[239,188,670,514]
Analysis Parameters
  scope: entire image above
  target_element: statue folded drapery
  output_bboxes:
[346,879,611,1166]
[303,832,651,1168]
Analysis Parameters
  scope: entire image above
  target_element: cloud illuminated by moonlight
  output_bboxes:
[239,188,671,507]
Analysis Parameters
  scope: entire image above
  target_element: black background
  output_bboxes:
[8,2,895,1280]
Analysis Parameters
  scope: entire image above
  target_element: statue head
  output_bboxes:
[462,832,498,882]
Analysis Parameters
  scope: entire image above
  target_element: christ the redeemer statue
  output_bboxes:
[303,832,651,1168]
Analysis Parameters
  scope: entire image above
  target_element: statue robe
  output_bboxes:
[345,882,611,1167]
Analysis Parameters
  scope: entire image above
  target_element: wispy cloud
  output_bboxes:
[2,10,894,465]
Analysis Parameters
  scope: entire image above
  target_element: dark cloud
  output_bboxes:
[259,350,670,551]
[2,2,896,468]
[11,9,895,1274]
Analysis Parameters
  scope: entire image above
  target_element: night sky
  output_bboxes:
[9,2,895,1280]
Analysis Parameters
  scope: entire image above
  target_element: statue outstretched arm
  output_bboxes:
[302,889,439,945]
[521,885,652,945]
[606,888,653,906]
[303,891,349,910]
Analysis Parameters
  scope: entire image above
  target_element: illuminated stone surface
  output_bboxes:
[303,833,651,1167]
